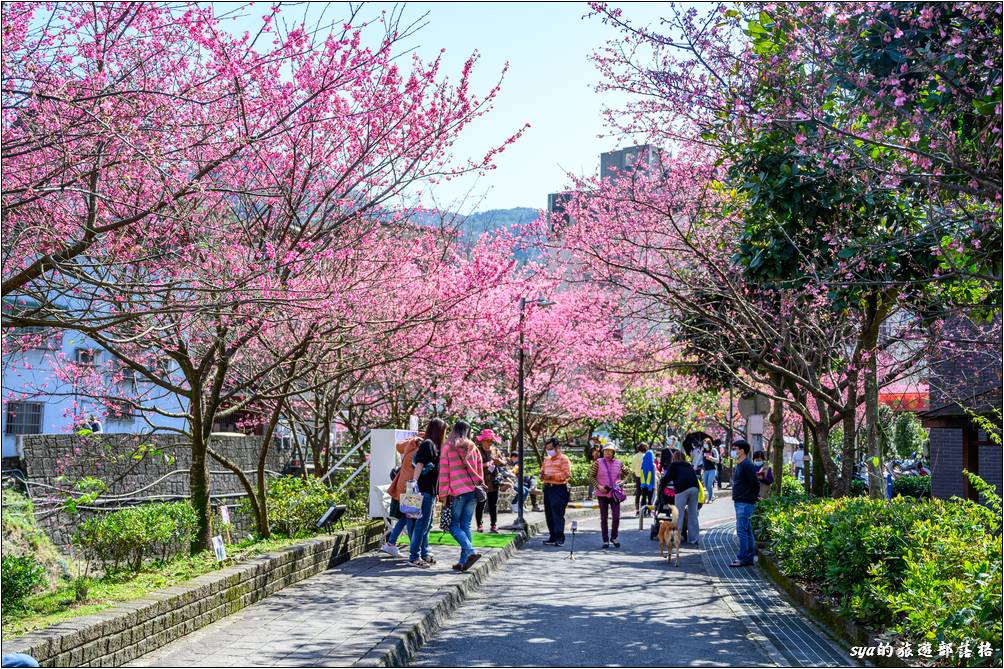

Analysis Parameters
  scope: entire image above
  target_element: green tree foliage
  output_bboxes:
[892,411,929,459]
[607,387,721,448]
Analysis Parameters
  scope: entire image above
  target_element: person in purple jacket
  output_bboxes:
[589,443,624,549]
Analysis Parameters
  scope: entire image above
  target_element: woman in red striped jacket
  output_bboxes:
[438,420,485,571]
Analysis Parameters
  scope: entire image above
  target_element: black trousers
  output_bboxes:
[475,490,499,527]
[543,484,569,542]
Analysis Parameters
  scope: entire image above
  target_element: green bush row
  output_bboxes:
[73,502,197,572]
[243,475,342,538]
[891,474,931,499]
[753,495,1002,665]
[1,555,47,611]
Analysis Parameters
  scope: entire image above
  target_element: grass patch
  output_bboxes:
[398,531,515,549]
[2,524,372,641]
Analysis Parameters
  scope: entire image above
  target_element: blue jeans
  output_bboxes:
[408,493,436,562]
[388,514,412,544]
[449,491,478,564]
[734,502,756,564]
[703,469,717,500]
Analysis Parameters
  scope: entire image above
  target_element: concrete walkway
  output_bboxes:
[128,494,855,668]
[411,512,773,667]
[127,506,561,668]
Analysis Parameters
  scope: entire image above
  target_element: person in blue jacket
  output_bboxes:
[638,442,656,511]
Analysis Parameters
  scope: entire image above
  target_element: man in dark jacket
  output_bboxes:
[730,439,759,567]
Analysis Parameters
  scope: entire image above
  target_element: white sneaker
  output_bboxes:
[380,543,401,558]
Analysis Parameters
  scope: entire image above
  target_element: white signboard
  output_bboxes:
[211,535,227,562]
[368,429,417,518]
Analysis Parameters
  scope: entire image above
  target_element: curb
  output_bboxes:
[758,553,905,668]
[352,507,597,667]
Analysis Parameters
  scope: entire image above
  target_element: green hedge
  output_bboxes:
[1,555,46,611]
[891,474,931,499]
[754,495,1002,665]
[74,502,197,572]
[245,476,342,538]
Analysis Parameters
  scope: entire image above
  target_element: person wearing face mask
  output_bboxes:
[540,437,572,546]
[590,443,624,549]
[730,439,759,567]
[752,450,774,499]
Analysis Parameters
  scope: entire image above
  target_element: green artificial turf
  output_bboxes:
[398,531,516,549]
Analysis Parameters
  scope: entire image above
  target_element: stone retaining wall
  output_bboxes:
[4,521,385,668]
[17,433,290,546]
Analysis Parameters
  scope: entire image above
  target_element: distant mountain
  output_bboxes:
[409,206,541,260]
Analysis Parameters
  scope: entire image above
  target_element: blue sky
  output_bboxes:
[256,2,675,213]
[395,2,671,212]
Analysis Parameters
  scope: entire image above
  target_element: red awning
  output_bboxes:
[878,391,929,412]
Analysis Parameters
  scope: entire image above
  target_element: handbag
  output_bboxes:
[439,499,452,531]
[400,483,423,516]
[602,458,627,503]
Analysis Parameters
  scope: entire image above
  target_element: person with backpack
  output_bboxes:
[406,418,447,569]
[474,428,505,533]
[381,432,423,558]
[438,421,485,572]
[666,450,701,545]
[589,443,624,549]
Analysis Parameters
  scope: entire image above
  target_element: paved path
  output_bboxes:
[410,512,773,667]
[702,524,850,667]
[128,493,856,668]
[129,542,485,667]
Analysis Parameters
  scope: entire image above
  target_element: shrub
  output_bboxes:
[848,478,868,497]
[891,474,931,499]
[781,475,807,498]
[250,476,340,538]
[1,555,46,611]
[74,501,197,571]
[756,493,1002,665]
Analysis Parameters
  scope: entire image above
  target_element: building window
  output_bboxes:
[118,366,138,391]
[106,399,136,422]
[5,402,44,435]
[75,348,98,366]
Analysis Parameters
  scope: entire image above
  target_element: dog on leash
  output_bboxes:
[658,506,682,566]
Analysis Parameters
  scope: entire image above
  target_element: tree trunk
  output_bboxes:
[865,350,884,499]
[840,385,857,498]
[190,428,212,553]
[802,417,812,496]
[810,425,827,497]
[770,376,785,496]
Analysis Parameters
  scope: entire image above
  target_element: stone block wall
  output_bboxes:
[4,521,385,667]
[929,428,963,500]
[17,433,288,546]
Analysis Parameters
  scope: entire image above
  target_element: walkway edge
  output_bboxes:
[758,553,903,668]
[352,508,597,668]
[699,540,790,668]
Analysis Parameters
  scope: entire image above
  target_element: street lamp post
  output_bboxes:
[513,296,554,532]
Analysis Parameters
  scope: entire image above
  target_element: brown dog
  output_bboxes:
[658,506,682,566]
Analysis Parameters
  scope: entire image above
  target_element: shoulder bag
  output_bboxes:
[458,443,488,503]
[602,458,627,503]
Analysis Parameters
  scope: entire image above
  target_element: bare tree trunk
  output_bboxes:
[865,350,884,499]
[770,375,785,496]
[190,427,212,553]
